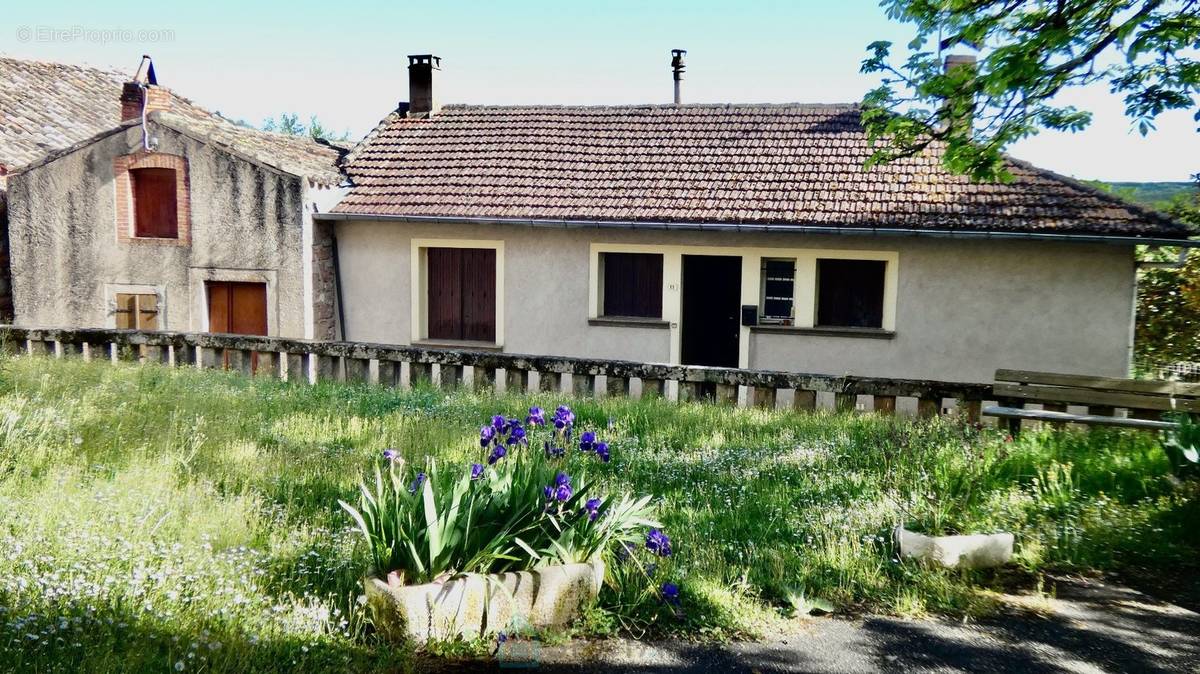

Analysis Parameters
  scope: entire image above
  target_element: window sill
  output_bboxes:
[750,325,896,340]
[588,316,671,329]
[127,236,185,245]
[413,339,504,352]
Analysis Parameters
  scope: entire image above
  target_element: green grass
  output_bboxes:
[0,356,1197,672]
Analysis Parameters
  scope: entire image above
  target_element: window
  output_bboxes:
[600,252,663,318]
[114,293,159,330]
[760,258,795,324]
[816,259,886,328]
[427,247,496,342]
[131,167,178,238]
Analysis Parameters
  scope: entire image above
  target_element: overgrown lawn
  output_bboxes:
[0,356,1196,672]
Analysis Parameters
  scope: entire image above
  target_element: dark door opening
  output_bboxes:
[681,255,741,369]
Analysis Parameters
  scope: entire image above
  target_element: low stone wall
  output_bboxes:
[364,562,604,643]
[0,325,993,417]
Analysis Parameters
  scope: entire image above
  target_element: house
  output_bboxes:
[3,55,345,340]
[317,54,1194,383]
[0,56,146,322]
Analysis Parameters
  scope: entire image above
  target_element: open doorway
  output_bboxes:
[681,255,741,368]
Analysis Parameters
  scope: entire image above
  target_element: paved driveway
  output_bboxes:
[437,577,1199,673]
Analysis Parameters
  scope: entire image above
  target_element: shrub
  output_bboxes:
[340,405,662,585]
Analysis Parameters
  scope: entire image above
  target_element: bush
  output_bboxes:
[340,405,663,585]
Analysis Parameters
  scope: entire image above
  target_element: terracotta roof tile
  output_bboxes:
[337,103,1185,237]
[0,56,343,185]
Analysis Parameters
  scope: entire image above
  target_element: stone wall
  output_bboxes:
[0,187,11,322]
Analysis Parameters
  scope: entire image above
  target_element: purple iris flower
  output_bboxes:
[544,472,573,502]
[507,425,527,446]
[646,528,672,557]
[480,425,496,447]
[408,472,426,494]
[553,405,575,430]
[470,463,484,480]
[594,442,610,463]
[382,448,399,462]
[491,415,507,431]
[661,582,681,606]
[583,497,602,521]
[526,407,545,426]
[488,445,507,465]
[578,431,596,453]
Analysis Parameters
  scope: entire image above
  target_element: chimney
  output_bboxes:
[407,54,441,117]
[941,54,977,132]
[671,49,686,105]
[120,55,171,122]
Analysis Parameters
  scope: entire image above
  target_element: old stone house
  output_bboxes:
[3,56,344,340]
[0,56,147,322]
[318,54,1194,383]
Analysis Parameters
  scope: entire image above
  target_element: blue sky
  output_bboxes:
[3,0,1197,181]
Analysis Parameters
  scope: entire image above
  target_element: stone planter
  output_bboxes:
[895,526,1013,569]
[364,561,604,643]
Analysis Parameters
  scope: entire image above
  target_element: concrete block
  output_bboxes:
[895,526,1013,569]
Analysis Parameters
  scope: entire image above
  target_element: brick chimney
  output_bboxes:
[941,54,977,132]
[407,55,441,117]
[120,55,171,122]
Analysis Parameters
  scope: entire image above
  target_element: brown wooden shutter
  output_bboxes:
[426,247,496,342]
[206,282,231,333]
[137,293,159,330]
[132,168,178,238]
[427,248,464,340]
[461,248,496,342]
[114,293,136,329]
[603,253,663,318]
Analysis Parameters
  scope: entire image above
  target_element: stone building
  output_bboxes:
[3,56,345,339]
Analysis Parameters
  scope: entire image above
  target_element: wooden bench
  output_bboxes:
[982,369,1199,433]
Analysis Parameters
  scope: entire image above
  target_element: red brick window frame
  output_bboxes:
[114,152,190,245]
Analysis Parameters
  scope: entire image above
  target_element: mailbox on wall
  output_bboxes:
[740,305,758,327]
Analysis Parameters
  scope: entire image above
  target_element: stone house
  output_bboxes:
[3,56,345,340]
[318,54,1194,383]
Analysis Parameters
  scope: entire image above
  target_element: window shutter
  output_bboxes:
[816,259,886,328]
[114,293,136,329]
[132,168,179,238]
[602,253,663,318]
[137,293,159,330]
[461,248,496,342]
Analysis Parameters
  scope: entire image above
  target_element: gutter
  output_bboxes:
[311,212,1199,248]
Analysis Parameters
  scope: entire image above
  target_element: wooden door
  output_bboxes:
[206,281,268,371]
[206,281,268,335]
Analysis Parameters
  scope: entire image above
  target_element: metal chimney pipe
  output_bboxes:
[671,49,686,105]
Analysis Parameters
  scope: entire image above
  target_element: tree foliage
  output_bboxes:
[861,0,1200,181]
[1136,176,1200,366]
[261,113,350,142]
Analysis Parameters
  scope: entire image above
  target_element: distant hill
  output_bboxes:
[1090,181,1197,209]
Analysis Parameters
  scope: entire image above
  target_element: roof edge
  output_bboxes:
[313,212,1199,247]
[7,121,139,177]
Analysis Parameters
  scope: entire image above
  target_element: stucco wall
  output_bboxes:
[7,124,307,337]
[333,219,1136,382]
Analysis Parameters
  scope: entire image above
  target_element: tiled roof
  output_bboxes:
[0,55,343,185]
[153,112,345,187]
[335,104,1189,239]
[0,56,127,169]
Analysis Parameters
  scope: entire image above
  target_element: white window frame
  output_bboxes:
[409,238,505,347]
